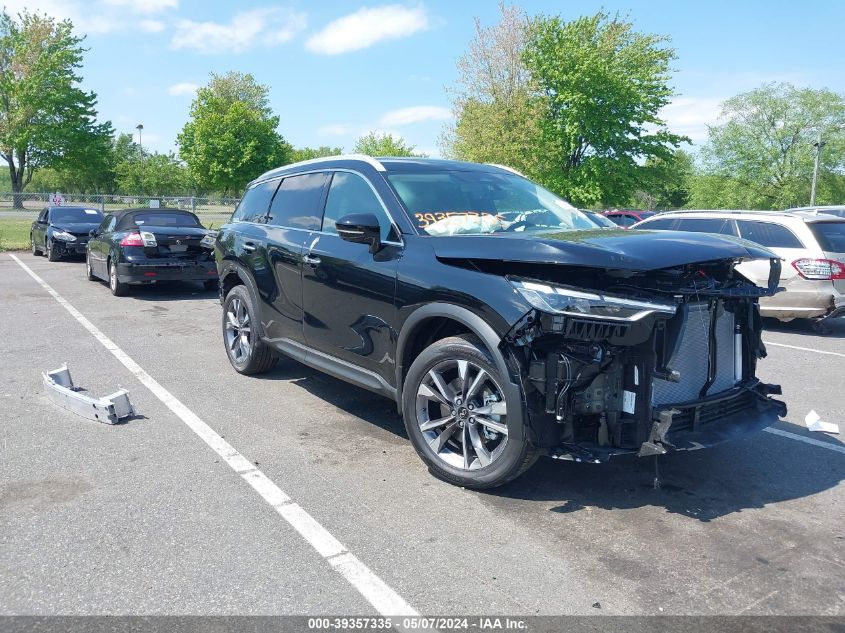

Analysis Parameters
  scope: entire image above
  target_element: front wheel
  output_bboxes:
[402,334,538,489]
[46,239,61,262]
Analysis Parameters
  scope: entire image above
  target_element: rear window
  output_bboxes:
[639,218,677,230]
[808,222,845,253]
[675,218,735,235]
[736,220,803,248]
[607,214,636,227]
[132,212,201,227]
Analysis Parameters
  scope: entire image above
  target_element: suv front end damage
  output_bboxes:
[502,257,787,462]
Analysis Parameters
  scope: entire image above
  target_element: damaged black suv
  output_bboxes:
[215,156,786,489]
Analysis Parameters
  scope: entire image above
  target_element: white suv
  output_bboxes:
[632,210,845,329]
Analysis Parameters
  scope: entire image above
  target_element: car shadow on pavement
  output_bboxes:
[255,358,408,440]
[116,282,218,302]
[490,421,844,522]
[763,317,845,338]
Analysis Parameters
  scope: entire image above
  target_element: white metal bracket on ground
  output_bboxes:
[42,364,135,424]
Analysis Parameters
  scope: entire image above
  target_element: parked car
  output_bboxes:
[581,210,619,228]
[631,210,845,330]
[215,156,785,489]
[603,210,656,228]
[787,205,845,219]
[31,205,104,261]
[86,208,218,296]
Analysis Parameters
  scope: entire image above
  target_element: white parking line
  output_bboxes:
[763,340,845,358]
[764,427,845,454]
[9,254,418,617]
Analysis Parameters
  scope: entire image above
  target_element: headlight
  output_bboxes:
[52,230,76,242]
[509,277,676,322]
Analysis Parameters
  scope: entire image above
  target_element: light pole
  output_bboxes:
[136,123,144,195]
[810,132,826,206]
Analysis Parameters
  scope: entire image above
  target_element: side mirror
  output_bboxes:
[336,213,382,253]
[89,229,98,237]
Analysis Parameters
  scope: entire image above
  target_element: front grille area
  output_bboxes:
[651,303,736,406]
[666,390,755,433]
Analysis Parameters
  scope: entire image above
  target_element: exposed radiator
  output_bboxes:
[652,303,737,406]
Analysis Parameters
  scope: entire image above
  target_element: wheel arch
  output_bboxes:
[219,260,266,339]
[395,303,525,442]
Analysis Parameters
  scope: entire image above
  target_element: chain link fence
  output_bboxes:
[0,192,240,225]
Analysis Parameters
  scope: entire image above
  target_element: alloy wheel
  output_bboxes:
[225,297,252,363]
[415,359,508,470]
[110,263,117,291]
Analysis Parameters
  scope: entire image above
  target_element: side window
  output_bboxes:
[232,178,279,223]
[736,220,803,248]
[104,215,117,233]
[37,208,48,223]
[676,218,735,235]
[642,218,678,230]
[616,215,636,227]
[322,172,393,241]
[267,172,329,230]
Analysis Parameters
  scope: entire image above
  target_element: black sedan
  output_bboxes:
[86,208,218,296]
[31,205,105,261]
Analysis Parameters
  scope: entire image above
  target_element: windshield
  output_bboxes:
[132,211,201,227]
[51,207,103,223]
[809,221,845,252]
[387,170,597,236]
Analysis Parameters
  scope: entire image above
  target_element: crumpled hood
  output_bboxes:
[428,228,777,271]
[51,222,101,233]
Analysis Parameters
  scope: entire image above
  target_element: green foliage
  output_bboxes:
[178,72,291,195]
[692,83,845,209]
[631,149,693,209]
[353,132,422,157]
[0,10,111,201]
[441,3,545,177]
[290,146,343,163]
[116,152,188,196]
[523,12,686,206]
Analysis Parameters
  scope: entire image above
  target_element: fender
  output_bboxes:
[219,258,267,340]
[395,303,526,443]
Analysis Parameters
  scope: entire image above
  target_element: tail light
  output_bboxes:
[791,258,845,280]
[120,232,144,247]
[119,231,157,247]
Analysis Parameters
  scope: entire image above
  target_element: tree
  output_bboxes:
[441,3,544,176]
[290,145,342,163]
[694,83,845,209]
[631,149,694,210]
[115,152,188,196]
[178,72,291,195]
[353,132,421,157]
[522,12,687,206]
[0,10,112,205]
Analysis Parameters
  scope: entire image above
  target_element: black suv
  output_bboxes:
[215,156,786,489]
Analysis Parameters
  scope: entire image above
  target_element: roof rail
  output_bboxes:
[283,153,386,172]
[662,209,789,216]
[486,163,526,177]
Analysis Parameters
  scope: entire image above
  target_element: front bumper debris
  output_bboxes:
[43,364,135,425]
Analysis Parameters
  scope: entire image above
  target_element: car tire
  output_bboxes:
[86,253,97,281]
[203,279,219,291]
[109,259,129,296]
[222,284,276,375]
[46,239,61,262]
[402,334,538,489]
[31,235,41,256]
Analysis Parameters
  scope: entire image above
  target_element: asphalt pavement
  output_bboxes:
[1,252,843,617]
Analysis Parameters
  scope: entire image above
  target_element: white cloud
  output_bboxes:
[171,8,307,54]
[306,4,428,55]
[139,19,166,33]
[2,0,123,34]
[102,0,178,14]
[379,105,451,126]
[167,82,199,96]
[660,97,725,144]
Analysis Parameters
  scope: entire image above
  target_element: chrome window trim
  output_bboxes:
[253,154,386,185]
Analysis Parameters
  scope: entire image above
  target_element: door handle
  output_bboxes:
[242,242,257,252]
[303,254,321,267]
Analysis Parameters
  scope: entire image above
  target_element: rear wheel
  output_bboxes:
[31,235,41,256]
[402,334,538,489]
[222,285,276,374]
[46,239,61,262]
[109,259,129,296]
[86,252,97,281]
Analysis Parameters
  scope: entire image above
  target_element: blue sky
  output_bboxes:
[12,0,845,156]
